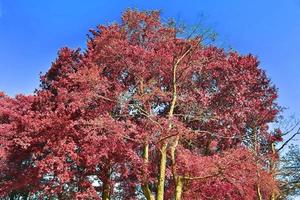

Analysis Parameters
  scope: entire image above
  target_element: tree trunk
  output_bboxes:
[257,183,263,200]
[141,143,155,200]
[270,143,277,200]
[271,193,276,200]
[102,181,110,200]
[170,135,181,200]
[175,177,183,200]
[253,126,263,200]
[102,168,111,200]
[142,186,156,200]
[157,143,167,200]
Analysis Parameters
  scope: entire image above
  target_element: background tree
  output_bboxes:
[271,117,300,199]
[278,144,300,199]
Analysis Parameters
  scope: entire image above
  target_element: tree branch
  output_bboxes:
[277,127,300,152]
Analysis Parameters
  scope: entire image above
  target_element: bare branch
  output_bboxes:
[278,127,300,152]
[182,173,218,181]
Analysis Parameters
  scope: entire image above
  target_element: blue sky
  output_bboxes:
[0,0,299,119]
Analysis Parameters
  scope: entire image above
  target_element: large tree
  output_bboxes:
[0,10,281,200]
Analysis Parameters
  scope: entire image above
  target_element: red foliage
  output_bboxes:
[0,10,279,199]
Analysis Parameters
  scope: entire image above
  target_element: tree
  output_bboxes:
[268,118,300,199]
[279,144,300,199]
[0,10,281,199]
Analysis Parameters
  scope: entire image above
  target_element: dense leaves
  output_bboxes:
[0,10,281,199]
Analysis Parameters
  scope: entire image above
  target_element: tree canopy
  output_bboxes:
[0,10,284,200]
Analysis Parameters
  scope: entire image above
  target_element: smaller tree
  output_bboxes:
[278,144,300,199]
[267,117,300,200]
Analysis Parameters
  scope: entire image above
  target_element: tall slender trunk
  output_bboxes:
[157,45,193,200]
[253,126,263,200]
[175,177,183,200]
[157,142,168,200]
[170,135,181,200]
[141,143,155,200]
[157,61,177,200]
[270,142,277,200]
[257,184,263,200]
[138,80,155,200]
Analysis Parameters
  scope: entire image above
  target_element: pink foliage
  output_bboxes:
[0,10,279,199]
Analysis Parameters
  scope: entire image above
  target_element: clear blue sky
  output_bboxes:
[0,0,299,118]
